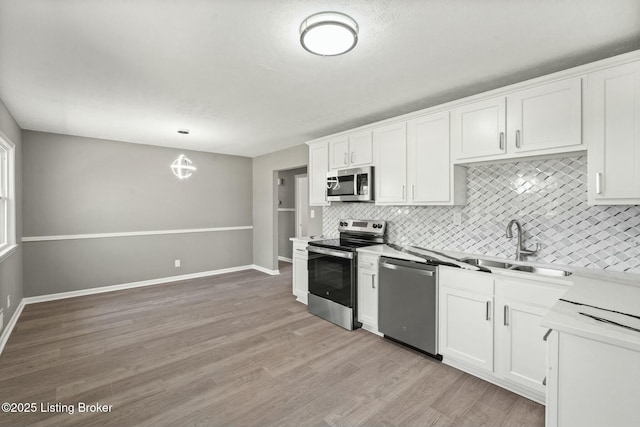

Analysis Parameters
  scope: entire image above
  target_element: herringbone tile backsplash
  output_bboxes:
[322,156,640,273]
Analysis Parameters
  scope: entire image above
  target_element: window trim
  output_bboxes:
[0,130,16,264]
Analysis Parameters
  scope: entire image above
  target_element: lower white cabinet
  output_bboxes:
[357,254,379,333]
[292,241,308,304]
[546,331,640,427]
[439,267,495,372]
[439,266,570,403]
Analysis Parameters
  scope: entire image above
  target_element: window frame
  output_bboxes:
[0,131,16,263]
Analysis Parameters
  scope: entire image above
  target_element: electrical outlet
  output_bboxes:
[6,295,10,308]
[453,212,462,226]
[174,259,181,268]
[310,209,315,219]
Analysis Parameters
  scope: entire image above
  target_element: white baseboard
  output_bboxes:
[278,256,293,263]
[251,265,280,275]
[0,298,26,355]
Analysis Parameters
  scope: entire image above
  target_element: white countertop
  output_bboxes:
[290,235,324,243]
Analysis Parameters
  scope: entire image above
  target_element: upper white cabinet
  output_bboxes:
[374,122,408,204]
[407,111,466,205]
[308,141,329,206]
[452,96,507,160]
[452,77,584,163]
[507,78,582,154]
[329,131,373,170]
[587,60,640,205]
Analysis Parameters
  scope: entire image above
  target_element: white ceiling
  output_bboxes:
[1,1,639,158]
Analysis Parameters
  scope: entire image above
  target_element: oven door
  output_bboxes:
[307,246,355,308]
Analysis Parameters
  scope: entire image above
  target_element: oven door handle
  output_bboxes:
[307,246,354,259]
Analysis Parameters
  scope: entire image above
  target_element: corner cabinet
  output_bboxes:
[291,240,309,304]
[452,77,584,163]
[308,141,329,206]
[357,253,380,334]
[587,60,640,205]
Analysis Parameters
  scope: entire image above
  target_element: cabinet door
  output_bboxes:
[349,130,373,166]
[357,269,378,328]
[308,142,329,206]
[328,136,350,170]
[374,122,407,204]
[588,61,640,204]
[293,254,308,304]
[439,287,494,372]
[452,96,506,161]
[407,111,452,203]
[508,78,582,154]
[495,297,548,394]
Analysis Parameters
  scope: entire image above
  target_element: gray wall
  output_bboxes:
[22,131,253,296]
[277,167,307,259]
[0,99,23,332]
[252,145,308,271]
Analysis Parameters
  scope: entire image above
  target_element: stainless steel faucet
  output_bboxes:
[505,219,541,261]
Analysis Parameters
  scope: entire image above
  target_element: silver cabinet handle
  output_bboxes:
[499,132,505,150]
[350,152,355,164]
[596,172,603,194]
[344,152,348,165]
[371,274,376,289]
[401,184,405,200]
[504,305,509,326]
[542,377,547,386]
[486,301,491,321]
[543,329,553,341]
[515,130,521,148]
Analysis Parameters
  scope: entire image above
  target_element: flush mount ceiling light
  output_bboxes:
[171,154,196,180]
[300,12,358,56]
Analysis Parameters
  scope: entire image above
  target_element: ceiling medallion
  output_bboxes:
[171,154,197,180]
[300,12,358,56]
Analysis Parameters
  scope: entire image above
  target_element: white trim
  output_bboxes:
[278,256,293,263]
[251,264,280,275]
[277,208,295,212]
[0,243,17,264]
[0,298,25,355]
[22,265,256,304]
[22,225,253,242]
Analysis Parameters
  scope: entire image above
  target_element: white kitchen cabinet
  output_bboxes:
[374,122,408,204]
[452,96,507,161]
[587,60,640,205]
[452,77,583,163]
[507,77,582,154]
[407,111,466,205]
[439,267,495,373]
[357,254,379,333]
[546,331,640,427]
[292,241,309,304]
[329,131,373,170]
[308,141,329,206]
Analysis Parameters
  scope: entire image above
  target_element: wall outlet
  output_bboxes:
[453,212,462,226]
[174,259,181,268]
[6,295,10,308]
[310,209,315,219]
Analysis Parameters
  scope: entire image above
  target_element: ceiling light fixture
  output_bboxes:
[300,12,358,56]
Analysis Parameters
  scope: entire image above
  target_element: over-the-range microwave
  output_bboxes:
[326,166,374,202]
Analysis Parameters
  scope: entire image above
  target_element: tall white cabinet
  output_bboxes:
[587,60,640,205]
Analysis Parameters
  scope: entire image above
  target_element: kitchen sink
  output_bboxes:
[463,258,572,277]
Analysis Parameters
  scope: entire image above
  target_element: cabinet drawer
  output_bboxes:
[293,242,309,258]
[495,278,567,308]
[358,254,379,271]
[439,266,494,295]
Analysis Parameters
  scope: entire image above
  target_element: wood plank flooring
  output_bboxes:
[0,262,544,426]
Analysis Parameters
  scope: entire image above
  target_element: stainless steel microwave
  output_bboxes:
[326,166,374,202]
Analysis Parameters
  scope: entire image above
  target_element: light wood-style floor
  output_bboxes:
[0,262,544,427]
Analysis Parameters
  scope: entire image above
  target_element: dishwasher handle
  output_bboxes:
[380,261,434,276]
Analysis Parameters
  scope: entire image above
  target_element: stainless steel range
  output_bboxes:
[307,219,386,330]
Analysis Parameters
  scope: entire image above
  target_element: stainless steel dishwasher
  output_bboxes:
[378,256,440,359]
